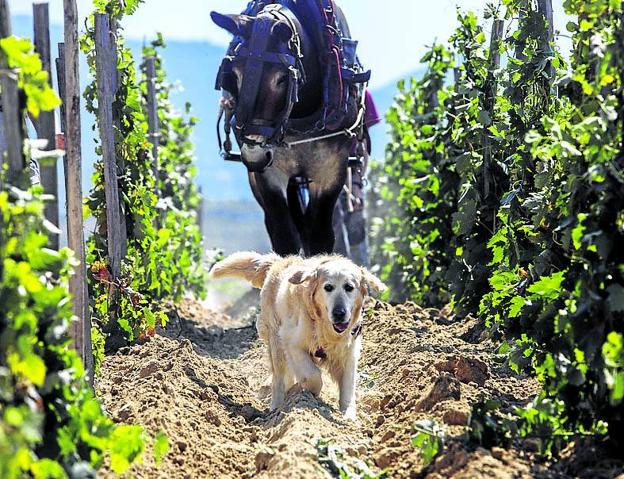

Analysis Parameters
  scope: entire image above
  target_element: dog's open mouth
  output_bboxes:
[333,322,350,334]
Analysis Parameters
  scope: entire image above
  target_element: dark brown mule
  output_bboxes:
[212,1,363,256]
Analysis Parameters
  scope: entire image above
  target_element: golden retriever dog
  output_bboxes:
[210,252,386,419]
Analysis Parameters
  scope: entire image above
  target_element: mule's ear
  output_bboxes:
[272,21,293,43]
[210,12,253,37]
[289,267,316,285]
[361,268,387,294]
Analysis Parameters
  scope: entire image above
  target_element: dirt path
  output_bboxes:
[96,299,623,479]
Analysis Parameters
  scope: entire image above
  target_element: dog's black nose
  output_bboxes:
[332,307,347,322]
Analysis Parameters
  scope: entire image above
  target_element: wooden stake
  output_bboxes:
[33,2,60,250]
[0,110,6,190]
[62,1,93,383]
[94,14,127,280]
[483,19,505,201]
[0,0,24,184]
[537,0,555,78]
[197,185,204,236]
[144,56,159,175]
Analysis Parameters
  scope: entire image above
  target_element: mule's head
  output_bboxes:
[212,10,302,171]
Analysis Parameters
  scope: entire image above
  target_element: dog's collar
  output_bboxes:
[352,322,363,337]
[314,347,327,359]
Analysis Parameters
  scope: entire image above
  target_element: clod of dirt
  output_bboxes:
[255,448,276,472]
[139,359,160,378]
[435,356,490,386]
[417,373,462,411]
[115,403,134,422]
[443,408,470,426]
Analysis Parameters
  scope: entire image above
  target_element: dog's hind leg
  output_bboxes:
[268,337,287,410]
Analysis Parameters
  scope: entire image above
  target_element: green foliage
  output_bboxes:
[153,431,170,467]
[81,0,205,347]
[316,438,387,479]
[0,188,146,478]
[371,0,624,454]
[469,399,519,448]
[0,36,61,117]
[411,420,445,466]
[140,34,206,301]
[0,36,147,477]
[369,42,458,306]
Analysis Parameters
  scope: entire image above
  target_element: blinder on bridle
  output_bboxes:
[215,5,305,148]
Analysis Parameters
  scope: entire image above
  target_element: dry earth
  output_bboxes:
[96,298,624,479]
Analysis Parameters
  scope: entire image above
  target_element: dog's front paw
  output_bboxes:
[301,373,323,396]
[342,406,357,421]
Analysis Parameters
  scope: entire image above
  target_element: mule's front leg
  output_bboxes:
[249,171,302,256]
[307,193,340,255]
[306,158,347,255]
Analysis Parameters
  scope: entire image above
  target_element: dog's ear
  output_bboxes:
[361,268,387,295]
[289,267,316,285]
[210,12,254,37]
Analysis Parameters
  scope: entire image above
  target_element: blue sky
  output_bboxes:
[9,0,570,89]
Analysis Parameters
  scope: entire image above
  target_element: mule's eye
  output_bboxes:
[344,284,354,293]
[324,284,335,293]
[276,75,287,86]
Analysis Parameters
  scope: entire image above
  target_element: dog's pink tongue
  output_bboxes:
[334,322,349,333]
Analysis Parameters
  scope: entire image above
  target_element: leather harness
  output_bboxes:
[215,0,371,160]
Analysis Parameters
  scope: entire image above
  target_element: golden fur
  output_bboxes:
[210,252,386,419]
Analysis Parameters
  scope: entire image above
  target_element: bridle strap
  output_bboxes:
[236,17,273,127]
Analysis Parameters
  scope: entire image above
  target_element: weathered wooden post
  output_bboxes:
[0,0,25,185]
[144,56,159,173]
[197,185,204,236]
[537,0,555,78]
[63,0,93,382]
[0,0,8,264]
[0,109,5,184]
[488,20,505,100]
[483,18,504,201]
[94,14,127,280]
[33,2,60,250]
[515,0,529,62]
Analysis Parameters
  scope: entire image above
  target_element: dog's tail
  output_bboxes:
[210,252,280,289]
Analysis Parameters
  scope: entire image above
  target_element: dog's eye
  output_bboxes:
[344,284,354,293]
[324,284,335,292]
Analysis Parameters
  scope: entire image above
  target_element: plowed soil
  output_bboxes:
[96,298,624,479]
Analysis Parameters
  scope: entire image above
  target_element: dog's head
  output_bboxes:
[289,257,386,335]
